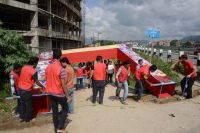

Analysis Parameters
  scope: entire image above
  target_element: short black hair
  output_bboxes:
[28,57,39,65]
[53,49,62,59]
[180,54,188,60]
[149,65,157,72]
[96,56,102,62]
[78,63,82,67]
[123,60,131,65]
[60,57,70,65]
[13,63,21,70]
[138,59,143,63]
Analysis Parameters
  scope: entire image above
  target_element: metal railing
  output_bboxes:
[133,46,200,68]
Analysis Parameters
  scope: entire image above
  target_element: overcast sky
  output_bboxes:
[85,0,200,41]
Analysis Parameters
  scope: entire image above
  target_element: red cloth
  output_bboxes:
[181,60,197,78]
[45,59,64,95]
[76,68,84,77]
[18,65,36,91]
[118,66,130,82]
[93,63,107,80]
[135,65,150,80]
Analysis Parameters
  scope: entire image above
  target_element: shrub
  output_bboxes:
[0,28,35,88]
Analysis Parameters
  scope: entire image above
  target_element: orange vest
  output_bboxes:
[10,70,20,91]
[93,62,106,80]
[135,65,150,80]
[76,68,83,77]
[18,65,36,91]
[45,60,64,96]
[118,66,130,82]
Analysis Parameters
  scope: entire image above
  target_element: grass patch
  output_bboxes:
[140,53,182,83]
[0,82,16,113]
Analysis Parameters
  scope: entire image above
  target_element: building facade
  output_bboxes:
[0,0,82,52]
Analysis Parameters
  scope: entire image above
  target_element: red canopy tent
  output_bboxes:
[62,44,176,98]
[31,44,176,115]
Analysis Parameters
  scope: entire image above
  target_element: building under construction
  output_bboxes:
[0,0,82,52]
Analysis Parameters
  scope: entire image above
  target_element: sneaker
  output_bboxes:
[13,114,20,118]
[121,100,128,105]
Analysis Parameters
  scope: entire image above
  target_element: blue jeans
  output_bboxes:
[68,89,75,113]
[83,76,87,88]
[116,80,129,101]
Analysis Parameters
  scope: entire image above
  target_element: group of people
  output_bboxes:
[10,50,75,133]
[9,49,198,133]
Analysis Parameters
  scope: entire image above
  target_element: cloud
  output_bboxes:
[86,0,200,40]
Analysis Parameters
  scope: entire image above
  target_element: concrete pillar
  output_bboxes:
[30,0,39,53]
[197,53,200,67]
[153,48,157,55]
[47,0,52,30]
[179,51,184,59]
[31,36,39,53]
[159,49,163,57]
[31,0,38,29]
[167,50,172,59]
[141,47,144,52]
[145,48,148,54]
[148,48,151,54]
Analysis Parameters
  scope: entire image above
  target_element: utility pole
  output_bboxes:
[97,32,101,46]
[93,32,95,46]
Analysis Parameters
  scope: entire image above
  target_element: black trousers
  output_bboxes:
[92,80,106,104]
[135,79,144,100]
[15,91,21,114]
[19,89,32,121]
[76,78,83,90]
[49,95,68,132]
[181,76,196,99]
[107,74,113,83]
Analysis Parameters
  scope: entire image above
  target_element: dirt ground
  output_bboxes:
[1,84,200,133]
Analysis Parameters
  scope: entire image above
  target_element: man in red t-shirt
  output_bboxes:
[18,57,44,122]
[172,54,198,99]
[90,56,107,104]
[135,65,157,102]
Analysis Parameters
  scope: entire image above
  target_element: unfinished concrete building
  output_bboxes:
[0,0,82,52]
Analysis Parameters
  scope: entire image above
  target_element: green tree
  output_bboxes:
[181,41,192,48]
[170,40,178,47]
[0,28,34,87]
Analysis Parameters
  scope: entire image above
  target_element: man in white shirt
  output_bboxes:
[107,61,114,83]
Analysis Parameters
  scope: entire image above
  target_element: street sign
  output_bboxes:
[145,28,160,38]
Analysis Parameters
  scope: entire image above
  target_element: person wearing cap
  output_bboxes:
[135,65,157,102]
[172,54,198,99]
[115,61,131,104]
[9,63,21,116]
[18,57,45,122]
[90,56,107,104]
[45,49,69,133]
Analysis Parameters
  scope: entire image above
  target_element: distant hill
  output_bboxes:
[182,36,200,41]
